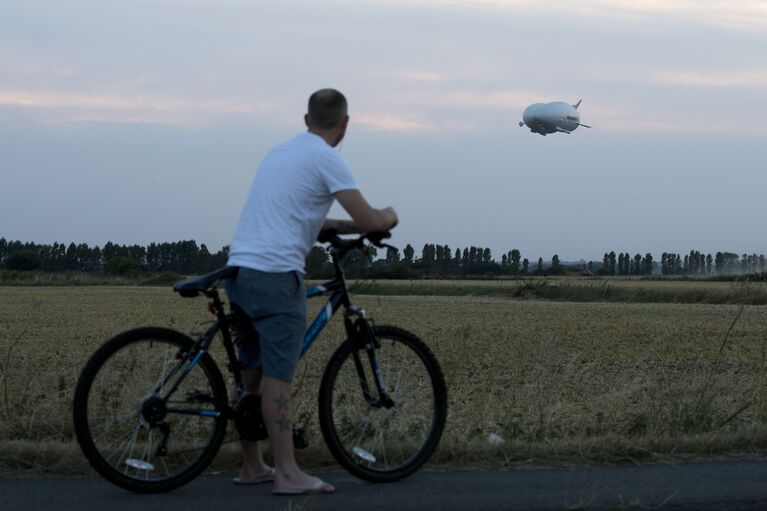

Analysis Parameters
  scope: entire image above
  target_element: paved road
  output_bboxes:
[3,460,767,510]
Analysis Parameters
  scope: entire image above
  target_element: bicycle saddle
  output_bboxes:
[173,266,239,297]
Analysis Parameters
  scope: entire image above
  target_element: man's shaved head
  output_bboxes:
[307,89,348,130]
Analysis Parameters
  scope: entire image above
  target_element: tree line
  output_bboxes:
[309,243,767,279]
[1,237,764,279]
[0,238,228,275]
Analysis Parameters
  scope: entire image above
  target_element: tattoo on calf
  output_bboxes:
[277,416,291,432]
[274,394,289,411]
[272,394,291,433]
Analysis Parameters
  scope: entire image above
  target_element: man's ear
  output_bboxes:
[304,114,311,127]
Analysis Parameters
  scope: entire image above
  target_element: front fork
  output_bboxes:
[345,307,395,409]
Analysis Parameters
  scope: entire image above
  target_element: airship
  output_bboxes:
[519,100,591,136]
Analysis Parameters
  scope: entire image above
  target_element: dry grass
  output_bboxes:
[1,284,767,476]
[345,277,767,304]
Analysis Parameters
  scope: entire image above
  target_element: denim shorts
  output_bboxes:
[224,267,307,382]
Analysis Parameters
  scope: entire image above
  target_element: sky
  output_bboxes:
[1,0,766,261]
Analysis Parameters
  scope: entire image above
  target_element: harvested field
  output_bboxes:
[1,284,767,475]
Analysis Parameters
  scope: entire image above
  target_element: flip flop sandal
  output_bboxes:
[233,467,276,485]
[272,478,334,495]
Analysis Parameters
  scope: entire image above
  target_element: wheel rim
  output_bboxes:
[329,335,439,473]
[84,338,224,483]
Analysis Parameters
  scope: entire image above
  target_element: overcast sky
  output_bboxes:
[2,0,766,261]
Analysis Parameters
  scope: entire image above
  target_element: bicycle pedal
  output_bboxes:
[293,427,308,449]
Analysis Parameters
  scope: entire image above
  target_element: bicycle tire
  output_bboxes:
[318,325,447,482]
[73,327,228,493]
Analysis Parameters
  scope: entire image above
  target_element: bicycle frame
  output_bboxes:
[303,276,352,356]
[164,247,392,417]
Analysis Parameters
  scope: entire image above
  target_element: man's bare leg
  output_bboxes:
[262,375,334,493]
[237,369,273,482]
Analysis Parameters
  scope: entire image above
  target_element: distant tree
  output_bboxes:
[341,246,375,277]
[600,253,610,275]
[403,244,415,264]
[105,256,145,275]
[714,252,724,274]
[551,255,561,275]
[723,252,739,273]
[386,246,400,263]
[306,246,330,278]
[643,253,653,275]
[551,254,564,275]
[442,245,451,267]
[421,244,435,268]
[195,244,211,273]
[510,249,521,275]
[608,251,616,275]
[522,258,529,274]
[5,250,42,271]
[91,246,103,271]
[537,257,544,275]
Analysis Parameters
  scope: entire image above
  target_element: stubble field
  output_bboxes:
[1,280,767,475]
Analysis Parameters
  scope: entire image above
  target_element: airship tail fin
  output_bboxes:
[579,123,592,128]
[555,127,572,134]
[573,99,582,110]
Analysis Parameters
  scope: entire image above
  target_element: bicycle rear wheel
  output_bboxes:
[318,325,447,482]
[73,327,228,493]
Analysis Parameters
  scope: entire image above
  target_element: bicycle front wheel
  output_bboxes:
[73,327,228,493]
[318,325,447,482]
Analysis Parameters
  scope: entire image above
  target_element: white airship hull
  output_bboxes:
[520,100,589,136]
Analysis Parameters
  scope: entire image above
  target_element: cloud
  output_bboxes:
[379,0,767,31]
[651,71,767,88]
[354,114,436,132]
[583,101,767,136]
[0,89,278,125]
[385,69,450,83]
[423,90,546,111]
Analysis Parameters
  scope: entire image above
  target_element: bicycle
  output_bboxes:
[72,231,448,493]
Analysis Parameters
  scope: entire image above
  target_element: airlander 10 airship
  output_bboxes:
[519,100,591,136]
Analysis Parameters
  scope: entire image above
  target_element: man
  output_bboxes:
[225,89,398,495]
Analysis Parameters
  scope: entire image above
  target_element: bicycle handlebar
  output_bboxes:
[317,229,395,258]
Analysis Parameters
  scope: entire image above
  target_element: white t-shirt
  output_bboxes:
[227,132,358,273]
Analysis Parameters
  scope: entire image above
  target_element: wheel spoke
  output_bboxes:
[104,424,141,465]
[74,330,227,491]
[321,327,446,480]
